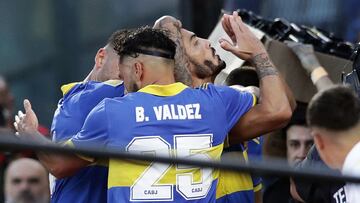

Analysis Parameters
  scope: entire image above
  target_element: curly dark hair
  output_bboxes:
[117,26,176,61]
[107,29,132,53]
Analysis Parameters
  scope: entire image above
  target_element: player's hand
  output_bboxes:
[219,11,266,61]
[14,99,39,138]
[286,41,321,74]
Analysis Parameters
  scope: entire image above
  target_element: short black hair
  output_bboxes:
[225,66,259,87]
[117,26,176,61]
[282,101,308,138]
[107,29,132,53]
[307,85,360,131]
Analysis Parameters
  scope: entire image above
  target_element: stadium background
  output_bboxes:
[0,0,358,129]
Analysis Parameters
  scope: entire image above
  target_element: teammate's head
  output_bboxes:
[5,158,49,203]
[307,85,360,169]
[92,29,130,82]
[225,66,259,87]
[154,16,226,84]
[117,26,176,92]
[180,28,226,79]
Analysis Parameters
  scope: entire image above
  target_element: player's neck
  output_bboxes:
[191,77,214,87]
[84,68,102,82]
[147,72,176,86]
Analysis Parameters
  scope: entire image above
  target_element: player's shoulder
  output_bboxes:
[101,79,124,87]
[196,83,243,98]
[89,80,124,90]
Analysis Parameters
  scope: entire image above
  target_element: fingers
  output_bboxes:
[15,115,20,123]
[233,11,249,32]
[24,99,32,113]
[221,14,234,37]
[18,110,24,118]
[219,38,236,52]
[14,122,18,131]
[229,14,242,40]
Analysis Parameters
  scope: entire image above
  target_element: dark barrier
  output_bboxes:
[0,133,359,184]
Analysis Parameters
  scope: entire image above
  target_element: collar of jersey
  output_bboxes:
[137,82,188,96]
[61,82,81,96]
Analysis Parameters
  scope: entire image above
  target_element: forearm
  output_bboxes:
[26,132,90,178]
[229,54,292,143]
[311,69,334,91]
[37,151,90,179]
[281,76,297,111]
[252,53,291,118]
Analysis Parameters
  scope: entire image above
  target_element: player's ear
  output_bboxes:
[134,62,144,82]
[95,48,106,69]
[313,132,324,151]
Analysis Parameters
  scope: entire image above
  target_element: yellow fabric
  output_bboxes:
[137,82,188,96]
[252,93,257,106]
[60,80,123,96]
[65,140,108,166]
[216,150,256,199]
[103,79,123,87]
[108,143,223,188]
[253,183,262,192]
[252,137,260,145]
[216,152,253,199]
[61,82,81,96]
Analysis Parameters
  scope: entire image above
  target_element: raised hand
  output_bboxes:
[14,99,39,137]
[219,11,266,61]
[286,41,321,74]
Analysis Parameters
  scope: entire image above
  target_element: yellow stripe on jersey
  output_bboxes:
[108,143,224,188]
[65,140,108,167]
[251,93,257,106]
[61,82,81,96]
[138,82,188,96]
[252,137,260,145]
[103,79,123,87]
[253,183,262,192]
[216,151,253,199]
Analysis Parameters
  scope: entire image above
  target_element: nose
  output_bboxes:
[299,144,308,159]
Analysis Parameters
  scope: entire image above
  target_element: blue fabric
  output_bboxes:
[50,81,125,203]
[72,83,254,203]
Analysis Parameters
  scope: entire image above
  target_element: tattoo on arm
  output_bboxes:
[251,53,279,79]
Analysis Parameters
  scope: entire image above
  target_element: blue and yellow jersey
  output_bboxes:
[50,80,125,203]
[216,109,262,203]
[71,82,254,203]
[247,137,263,193]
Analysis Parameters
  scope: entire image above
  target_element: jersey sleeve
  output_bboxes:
[79,81,124,116]
[216,85,256,132]
[70,100,109,149]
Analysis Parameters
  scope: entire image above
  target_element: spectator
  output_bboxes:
[263,103,310,203]
[287,42,347,203]
[308,85,360,202]
[4,158,49,203]
[285,102,313,166]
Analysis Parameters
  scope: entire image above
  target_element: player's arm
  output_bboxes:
[220,12,292,143]
[14,99,92,179]
[287,41,334,91]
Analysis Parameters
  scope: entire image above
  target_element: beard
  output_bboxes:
[190,57,226,79]
[7,189,48,203]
